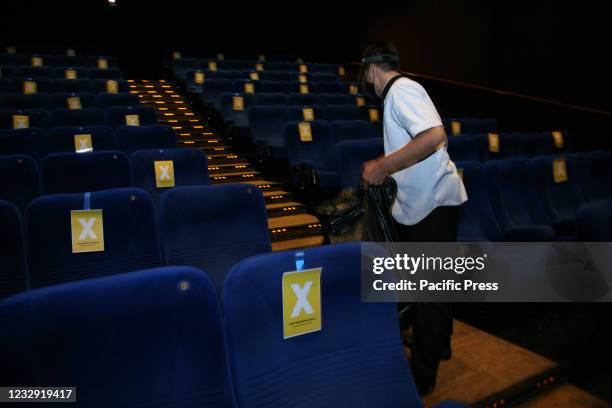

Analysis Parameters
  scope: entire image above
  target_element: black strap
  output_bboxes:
[381,74,403,101]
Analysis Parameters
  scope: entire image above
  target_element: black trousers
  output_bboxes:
[394,205,460,393]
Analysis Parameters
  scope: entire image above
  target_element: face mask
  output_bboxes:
[357,64,377,98]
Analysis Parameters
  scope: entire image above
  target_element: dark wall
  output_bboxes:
[2,0,609,112]
[360,1,611,111]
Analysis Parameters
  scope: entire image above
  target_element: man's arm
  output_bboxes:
[380,126,447,173]
[362,126,447,185]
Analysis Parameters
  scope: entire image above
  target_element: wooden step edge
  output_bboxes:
[271,235,326,252]
[263,190,291,197]
[266,201,303,210]
[268,213,320,229]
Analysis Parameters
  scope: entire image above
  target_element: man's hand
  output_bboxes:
[362,159,388,186]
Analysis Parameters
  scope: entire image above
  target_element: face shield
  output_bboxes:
[357,54,400,98]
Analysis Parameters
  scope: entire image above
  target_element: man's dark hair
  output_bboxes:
[362,41,401,72]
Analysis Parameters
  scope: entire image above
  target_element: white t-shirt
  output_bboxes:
[383,76,467,225]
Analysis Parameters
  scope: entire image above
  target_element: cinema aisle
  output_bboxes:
[127,79,325,251]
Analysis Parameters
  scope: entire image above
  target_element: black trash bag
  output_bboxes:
[362,178,399,242]
[314,190,365,238]
[314,178,399,243]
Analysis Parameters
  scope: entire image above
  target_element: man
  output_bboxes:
[360,41,468,394]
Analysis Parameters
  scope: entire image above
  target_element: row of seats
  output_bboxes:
[183,70,340,89]
[248,106,382,159]
[185,69,340,84]
[1,122,174,159]
[219,92,375,126]
[447,132,571,162]
[0,65,123,79]
[0,243,464,407]
[0,78,130,93]
[1,147,203,211]
[198,80,358,108]
[0,52,117,67]
[456,153,612,241]
[170,51,327,64]
[0,105,157,129]
[335,139,612,241]
[0,184,268,297]
[442,118,497,135]
[172,58,343,77]
[0,92,138,109]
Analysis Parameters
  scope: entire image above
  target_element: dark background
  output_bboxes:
[2,0,610,111]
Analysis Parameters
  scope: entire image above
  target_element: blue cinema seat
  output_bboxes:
[159,184,271,293]
[444,118,497,135]
[455,161,503,242]
[86,55,118,68]
[485,158,556,241]
[130,148,209,199]
[330,120,379,144]
[259,71,294,81]
[259,80,297,94]
[287,92,320,106]
[51,107,107,127]
[1,77,52,93]
[1,66,52,78]
[284,120,339,188]
[43,55,88,67]
[0,155,40,212]
[287,105,325,122]
[47,126,116,153]
[88,67,123,79]
[546,130,573,154]
[41,151,131,194]
[576,151,612,202]
[93,93,140,108]
[532,155,587,236]
[92,79,130,93]
[214,70,248,80]
[324,105,362,121]
[319,93,350,105]
[25,187,162,287]
[218,93,253,127]
[173,58,206,78]
[0,128,48,162]
[0,109,51,129]
[105,106,158,128]
[346,94,374,106]
[575,199,612,241]
[472,133,516,161]
[51,92,96,109]
[232,79,262,95]
[315,81,347,94]
[447,136,480,162]
[335,138,384,190]
[223,242,467,408]
[248,105,289,158]
[184,69,210,92]
[198,79,234,106]
[0,93,53,109]
[252,93,288,106]
[0,266,233,407]
[0,200,27,298]
[310,73,338,82]
[115,125,177,155]
[50,66,90,79]
[51,78,93,93]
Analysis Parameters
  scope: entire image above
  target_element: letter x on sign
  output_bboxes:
[290,281,314,318]
[78,218,97,240]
